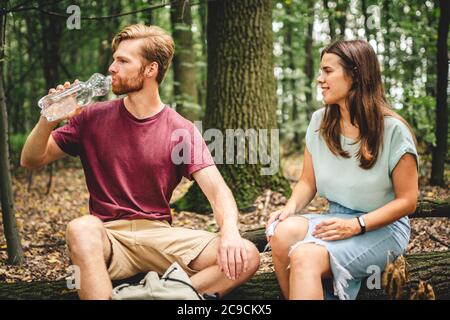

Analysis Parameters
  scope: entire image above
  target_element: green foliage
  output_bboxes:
[3,0,445,179]
[271,0,441,155]
[399,95,436,147]
[8,132,28,165]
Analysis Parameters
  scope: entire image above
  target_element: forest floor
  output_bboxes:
[1,152,449,283]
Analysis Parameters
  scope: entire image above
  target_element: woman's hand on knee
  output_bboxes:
[312,218,361,241]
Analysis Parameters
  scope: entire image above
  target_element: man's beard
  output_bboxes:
[112,67,145,95]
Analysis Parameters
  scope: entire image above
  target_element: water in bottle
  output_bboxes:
[38,73,112,122]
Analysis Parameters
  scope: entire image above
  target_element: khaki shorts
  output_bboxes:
[103,219,219,280]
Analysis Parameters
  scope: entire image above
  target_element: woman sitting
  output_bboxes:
[266,40,419,300]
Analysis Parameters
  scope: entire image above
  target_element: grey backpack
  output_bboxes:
[112,262,203,300]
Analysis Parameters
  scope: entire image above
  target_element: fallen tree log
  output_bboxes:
[225,251,450,300]
[0,249,448,300]
[0,200,447,300]
[411,199,450,218]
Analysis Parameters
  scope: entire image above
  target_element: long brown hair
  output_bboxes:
[319,40,416,169]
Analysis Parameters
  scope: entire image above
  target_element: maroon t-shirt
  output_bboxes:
[52,98,214,223]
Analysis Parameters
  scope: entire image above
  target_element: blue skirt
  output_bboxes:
[286,201,410,300]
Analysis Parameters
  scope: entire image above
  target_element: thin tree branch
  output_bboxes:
[2,0,65,14]
[3,0,205,19]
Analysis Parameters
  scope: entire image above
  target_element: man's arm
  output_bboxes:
[21,81,81,169]
[192,165,249,280]
[20,118,66,169]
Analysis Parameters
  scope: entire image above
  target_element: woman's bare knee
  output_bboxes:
[271,217,309,256]
[289,244,331,278]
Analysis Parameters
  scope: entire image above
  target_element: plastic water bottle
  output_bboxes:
[38,73,112,122]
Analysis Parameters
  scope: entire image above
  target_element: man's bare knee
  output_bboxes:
[66,215,110,262]
[188,237,220,271]
[243,240,260,275]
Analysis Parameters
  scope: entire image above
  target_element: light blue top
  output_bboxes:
[306,107,419,213]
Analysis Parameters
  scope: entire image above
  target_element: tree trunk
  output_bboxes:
[144,0,154,25]
[36,2,64,194]
[425,4,437,99]
[430,0,449,186]
[284,2,300,146]
[323,0,336,40]
[24,13,40,131]
[197,1,207,111]
[382,0,392,95]
[0,2,24,265]
[280,76,288,126]
[323,0,347,40]
[170,0,200,121]
[98,1,122,75]
[303,0,315,122]
[173,0,291,212]
[6,16,25,135]
[361,0,371,40]
[335,1,348,38]
[39,4,63,89]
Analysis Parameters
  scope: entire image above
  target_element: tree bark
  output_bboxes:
[0,1,24,265]
[303,0,315,122]
[323,0,335,40]
[361,0,371,40]
[381,0,392,95]
[173,0,291,212]
[0,246,448,300]
[335,1,348,38]
[197,0,207,111]
[412,199,450,218]
[226,251,450,300]
[39,3,63,89]
[6,16,25,135]
[98,1,122,75]
[24,12,40,130]
[424,4,437,99]
[284,2,300,145]
[323,0,348,41]
[170,0,200,121]
[0,198,447,298]
[430,0,449,186]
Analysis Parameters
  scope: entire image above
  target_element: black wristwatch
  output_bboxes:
[356,216,366,235]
